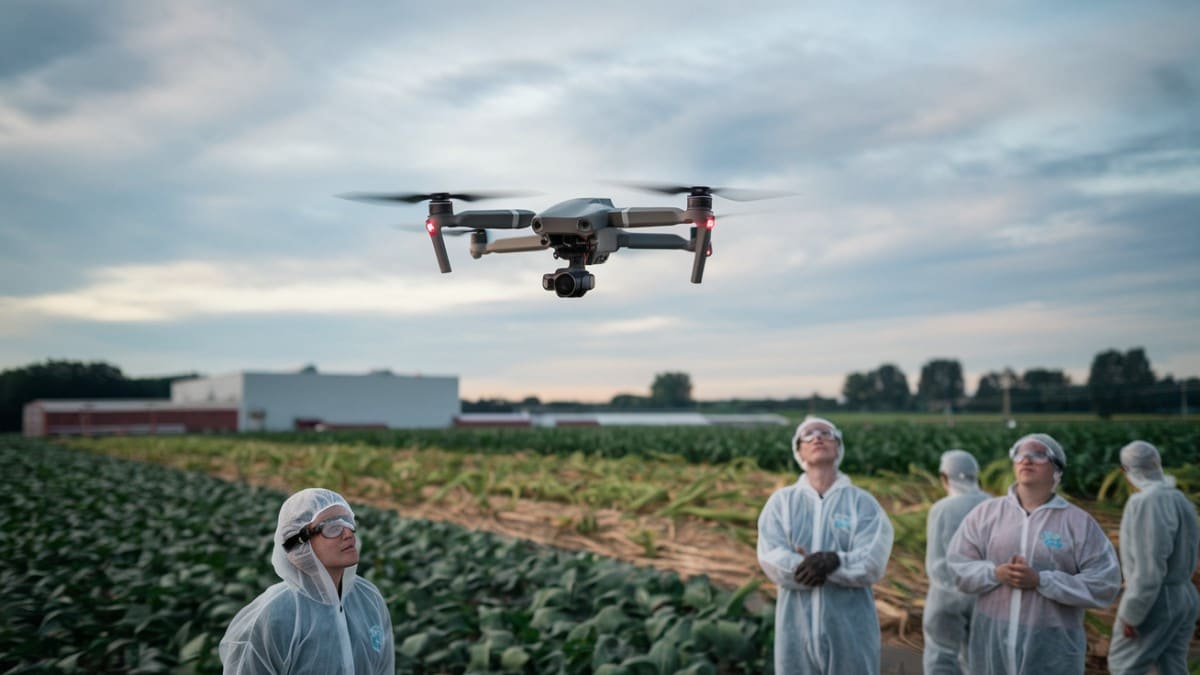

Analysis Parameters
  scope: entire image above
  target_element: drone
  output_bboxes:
[340,183,789,297]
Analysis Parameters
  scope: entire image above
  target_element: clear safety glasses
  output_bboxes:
[1012,449,1053,465]
[799,429,836,443]
[283,515,357,551]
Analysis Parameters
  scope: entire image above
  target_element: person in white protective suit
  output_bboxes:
[947,433,1121,675]
[756,416,895,675]
[923,449,990,675]
[220,488,394,674]
[1107,440,1199,675]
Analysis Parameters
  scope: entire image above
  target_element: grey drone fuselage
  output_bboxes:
[436,194,714,298]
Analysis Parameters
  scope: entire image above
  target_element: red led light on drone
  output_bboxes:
[425,218,438,235]
[704,215,715,230]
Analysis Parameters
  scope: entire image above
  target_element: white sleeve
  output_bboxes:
[827,492,893,587]
[1116,494,1174,626]
[926,501,953,588]
[1037,511,1121,609]
[947,506,1001,595]
[757,491,808,590]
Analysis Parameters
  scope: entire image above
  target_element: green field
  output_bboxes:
[1,439,772,674]
[8,418,1199,674]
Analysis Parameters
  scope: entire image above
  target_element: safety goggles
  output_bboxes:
[283,514,356,551]
[799,428,836,443]
[1011,449,1060,468]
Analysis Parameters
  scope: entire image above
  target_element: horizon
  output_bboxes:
[7,352,1185,404]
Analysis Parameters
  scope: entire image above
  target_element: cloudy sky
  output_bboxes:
[2,1,1198,402]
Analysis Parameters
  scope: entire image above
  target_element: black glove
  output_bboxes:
[793,551,841,587]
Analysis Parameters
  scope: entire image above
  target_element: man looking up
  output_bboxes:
[757,416,894,674]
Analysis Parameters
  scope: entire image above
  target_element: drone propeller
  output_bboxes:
[338,190,538,204]
[343,189,537,274]
[614,181,795,202]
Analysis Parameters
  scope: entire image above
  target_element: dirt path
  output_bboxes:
[221,464,930,641]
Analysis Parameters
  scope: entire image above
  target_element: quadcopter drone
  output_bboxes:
[340,183,788,297]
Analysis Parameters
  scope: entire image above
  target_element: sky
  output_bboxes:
[1,1,1198,402]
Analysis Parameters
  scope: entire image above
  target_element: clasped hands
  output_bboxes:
[792,546,841,586]
[995,554,1040,590]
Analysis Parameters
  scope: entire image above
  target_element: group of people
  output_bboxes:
[757,415,1199,675]
[216,416,1197,675]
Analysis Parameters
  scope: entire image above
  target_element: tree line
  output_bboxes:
[2,348,1196,433]
[0,361,197,432]
[467,348,1198,418]
[839,348,1196,418]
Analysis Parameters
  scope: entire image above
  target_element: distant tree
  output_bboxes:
[520,396,541,408]
[0,360,192,432]
[461,397,523,413]
[917,359,965,410]
[842,364,911,411]
[1022,368,1069,388]
[1087,347,1157,417]
[609,393,649,409]
[842,372,873,411]
[966,368,1018,413]
[1019,368,1072,412]
[874,364,913,410]
[650,372,694,408]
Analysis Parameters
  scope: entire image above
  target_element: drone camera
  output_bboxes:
[542,268,595,298]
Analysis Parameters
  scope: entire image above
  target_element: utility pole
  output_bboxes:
[1001,371,1015,428]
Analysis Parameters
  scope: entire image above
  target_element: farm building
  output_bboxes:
[22,399,238,437]
[24,369,460,436]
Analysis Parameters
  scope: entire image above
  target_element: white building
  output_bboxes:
[171,370,459,431]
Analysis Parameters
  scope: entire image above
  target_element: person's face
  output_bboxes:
[1012,440,1057,490]
[307,506,359,573]
[797,423,839,468]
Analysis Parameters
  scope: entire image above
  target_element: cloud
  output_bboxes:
[1,258,531,323]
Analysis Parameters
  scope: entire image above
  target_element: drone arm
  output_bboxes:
[615,232,691,250]
[608,207,688,228]
[454,210,536,230]
[482,235,549,255]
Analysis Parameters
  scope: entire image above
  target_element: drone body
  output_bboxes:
[343,184,783,297]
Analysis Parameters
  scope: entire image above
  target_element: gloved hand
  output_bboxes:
[793,551,841,586]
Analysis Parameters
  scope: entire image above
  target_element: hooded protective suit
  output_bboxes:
[923,450,989,675]
[757,417,894,674]
[219,488,394,674]
[947,434,1120,675]
[1107,441,1199,675]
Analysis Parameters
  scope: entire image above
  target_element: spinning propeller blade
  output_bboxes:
[338,190,537,204]
[612,181,795,202]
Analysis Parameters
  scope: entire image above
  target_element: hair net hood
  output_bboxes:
[220,487,394,674]
[273,488,360,606]
[938,449,981,496]
[1120,440,1175,490]
[1008,432,1066,487]
[791,415,844,471]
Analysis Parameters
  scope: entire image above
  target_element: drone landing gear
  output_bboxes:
[542,257,595,298]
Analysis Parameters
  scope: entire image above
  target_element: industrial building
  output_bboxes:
[24,369,460,436]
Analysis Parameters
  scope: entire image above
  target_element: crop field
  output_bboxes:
[8,419,1199,673]
[1,439,773,673]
